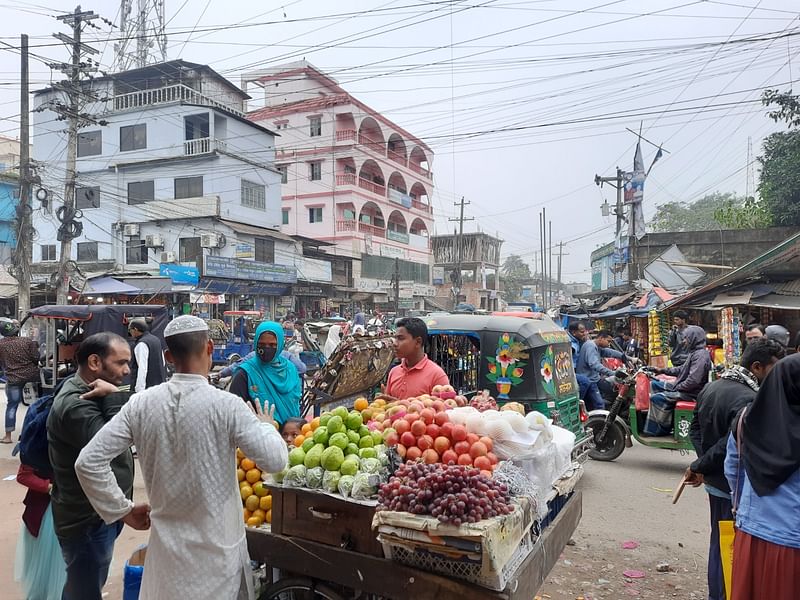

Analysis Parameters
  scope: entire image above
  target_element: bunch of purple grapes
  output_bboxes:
[376,462,512,525]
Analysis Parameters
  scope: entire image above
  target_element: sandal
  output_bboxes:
[0,439,12,444]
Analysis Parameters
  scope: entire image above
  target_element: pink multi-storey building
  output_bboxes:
[244,61,436,310]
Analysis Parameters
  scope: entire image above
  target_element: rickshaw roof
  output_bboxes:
[29,304,167,321]
[424,313,568,346]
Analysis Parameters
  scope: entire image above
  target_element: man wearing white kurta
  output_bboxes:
[75,315,288,600]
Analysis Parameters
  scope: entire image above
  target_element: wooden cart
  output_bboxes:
[246,489,581,600]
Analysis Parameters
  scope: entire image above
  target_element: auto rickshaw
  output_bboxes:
[211,310,261,365]
[22,304,170,390]
[423,313,592,460]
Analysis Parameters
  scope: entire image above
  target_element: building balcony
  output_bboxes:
[184,137,227,156]
[409,162,431,179]
[335,173,357,186]
[336,129,356,142]
[334,129,433,181]
[112,83,245,117]
[336,218,356,232]
[358,177,386,197]
[387,149,407,167]
[387,229,409,244]
[358,222,385,237]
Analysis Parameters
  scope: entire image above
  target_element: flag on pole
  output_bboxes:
[624,142,647,239]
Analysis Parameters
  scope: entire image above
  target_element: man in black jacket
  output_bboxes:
[129,318,166,392]
[685,338,784,600]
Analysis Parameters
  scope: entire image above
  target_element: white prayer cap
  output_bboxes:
[164,315,209,338]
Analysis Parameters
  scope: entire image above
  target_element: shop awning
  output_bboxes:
[195,277,290,296]
[218,219,296,242]
[79,276,141,295]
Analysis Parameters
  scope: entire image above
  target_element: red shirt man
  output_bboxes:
[385,317,449,399]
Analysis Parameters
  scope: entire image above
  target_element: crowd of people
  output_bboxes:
[1,308,446,600]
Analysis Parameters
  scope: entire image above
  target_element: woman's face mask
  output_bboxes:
[258,347,277,363]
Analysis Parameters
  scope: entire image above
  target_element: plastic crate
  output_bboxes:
[528,396,582,437]
[379,530,536,591]
[534,492,573,534]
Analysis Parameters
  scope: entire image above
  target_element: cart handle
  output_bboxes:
[308,507,335,521]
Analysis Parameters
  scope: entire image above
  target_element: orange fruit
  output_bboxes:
[266,509,272,524]
[301,423,312,435]
[252,508,266,522]
[252,482,269,497]
[245,494,260,512]
[236,468,246,482]
[310,417,321,431]
[354,397,369,412]
[293,434,305,448]
[236,448,245,460]
[246,516,262,527]
[246,468,262,484]
[240,485,253,500]
[244,508,253,521]
[240,458,255,471]
[259,495,272,511]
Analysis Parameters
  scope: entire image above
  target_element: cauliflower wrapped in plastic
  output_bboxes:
[306,466,324,489]
[323,470,341,493]
[351,472,380,499]
[284,464,307,488]
[338,474,356,498]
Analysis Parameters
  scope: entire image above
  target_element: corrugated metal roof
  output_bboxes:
[772,279,800,296]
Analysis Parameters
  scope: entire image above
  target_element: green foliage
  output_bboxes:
[500,255,531,302]
[714,196,772,229]
[649,193,750,232]
[758,90,800,226]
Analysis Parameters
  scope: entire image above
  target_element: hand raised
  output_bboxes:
[251,400,278,429]
[123,503,151,530]
[80,379,119,399]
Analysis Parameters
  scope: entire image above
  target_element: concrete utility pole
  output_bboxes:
[557,241,567,288]
[15,34,32,318]
[448,197,473,309]
[594,168,626,238]
[52,7,101,305]
[548,220,553,308]
[393,257,400,316]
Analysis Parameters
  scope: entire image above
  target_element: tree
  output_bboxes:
[758,90,800,226]
[501,255,531,302]
[649,192,752,232]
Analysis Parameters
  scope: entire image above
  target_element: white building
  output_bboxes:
[32,60,303,314]
[242,61,436,311]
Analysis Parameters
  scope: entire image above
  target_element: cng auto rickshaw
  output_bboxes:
[22,304,169,390]
[211,310,261,365]
[423,314,592,461]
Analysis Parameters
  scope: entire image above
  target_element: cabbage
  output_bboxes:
[323,470,341,493]
[351,472,380,499]
[271,466,289,484]
[338,474,356,497]
[284,464,307,487]
[306,466,324,489]
[360,457,381,474]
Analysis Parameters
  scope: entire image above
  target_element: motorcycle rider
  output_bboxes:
[576,329,625,411]
[684,338,784,600]
[644,325,712,436]
[567,322,597,408]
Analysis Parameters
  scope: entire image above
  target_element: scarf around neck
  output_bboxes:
[720,365,760,393]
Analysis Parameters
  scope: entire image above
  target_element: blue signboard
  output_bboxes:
[203,256,297,284]
[159,263,200,285]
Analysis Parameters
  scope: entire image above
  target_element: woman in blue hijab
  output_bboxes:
[229,321,302,425]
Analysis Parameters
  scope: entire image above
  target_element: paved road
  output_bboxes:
[0,393,709,600]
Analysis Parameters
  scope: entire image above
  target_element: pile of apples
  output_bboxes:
[355,391,500,476]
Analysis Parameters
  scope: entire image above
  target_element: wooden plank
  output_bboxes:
[509,490,583,600]
[247,529,509,600]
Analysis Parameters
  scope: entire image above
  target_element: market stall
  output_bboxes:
[239,387,583,600]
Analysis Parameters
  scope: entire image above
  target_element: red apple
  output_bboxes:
[394,419,410,435]
[426,423,440,439]
[454,440,471,455]
[422,449,439,464]
[487,452,499,465]
[434,436,451,454]
[444,399,458,409]
[474,456,492,471]
[440,422,454,439]
[478,436,493,452]
[420,408,435,425]
[400,432,416,448]
[432,400,445,412]
[406,446,422,461]
[434,411,449,427]
[384,430,399,447]
[417,434,434,451]
[405,412,420,424]
[457,453,473,466]
[452,424,467,442]
[410,420,427,437]
[441,449,458,465]
[466,433,480,445]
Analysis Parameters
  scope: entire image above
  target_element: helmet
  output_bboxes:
[765,324,791,348]
[0,319,19,337]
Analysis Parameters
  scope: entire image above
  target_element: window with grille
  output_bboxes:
[241,179,266,210]
[281,209,289,225]
[76,186,100,209]
[309,116,322,137]
[309,162,322,181]
[77,241,98,262]
[255,238,275,263]
[77,130,102,157]
[120,124,147,151]
[309,207,323,223]
[179,237,202,263]
[126,238,148,264]
[128,180,154,205]
[175,176,203,199]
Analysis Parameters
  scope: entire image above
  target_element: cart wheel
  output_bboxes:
[259,577,345,600]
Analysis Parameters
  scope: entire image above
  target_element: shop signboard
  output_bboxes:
[432,266,445,285]
[356,277,390,292]
[412,283,436,297]
[399,281,414,299]
[159,263,200,285]
[380,244,407,260]
[235,244,254,259]
[203,256,297,284]
[293,285,326,296]
[293,256,332,283]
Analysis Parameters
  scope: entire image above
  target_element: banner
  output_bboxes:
[624,142,647,240]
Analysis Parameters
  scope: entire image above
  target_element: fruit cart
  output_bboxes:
[245,465,582,600]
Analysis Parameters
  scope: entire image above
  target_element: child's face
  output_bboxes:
[282,423,301,444]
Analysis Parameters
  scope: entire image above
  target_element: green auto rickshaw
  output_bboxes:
[424,313,592,461]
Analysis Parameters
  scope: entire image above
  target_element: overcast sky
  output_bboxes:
[0,0,797,283]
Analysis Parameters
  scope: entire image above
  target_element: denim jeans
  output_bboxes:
[5,383,23,433]
[59,521,123,600]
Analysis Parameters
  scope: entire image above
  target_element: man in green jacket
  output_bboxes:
[47,332,148,600]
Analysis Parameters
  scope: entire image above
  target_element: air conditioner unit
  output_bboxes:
[160,251,177,263]
[123,223,140,237]
[145,234,164,248]
[200,233,222,248]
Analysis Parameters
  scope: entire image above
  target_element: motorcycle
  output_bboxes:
[586,366,696,461]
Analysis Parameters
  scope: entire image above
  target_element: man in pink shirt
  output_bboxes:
[385,317,449,399]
